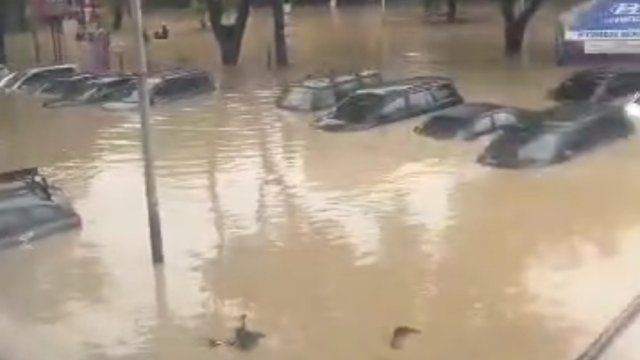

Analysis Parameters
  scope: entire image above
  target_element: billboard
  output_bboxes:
[32,0,74,20]
[566,0,640,40]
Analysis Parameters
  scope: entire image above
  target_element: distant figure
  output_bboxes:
[143,29,151,45]
[193,0,208,29]
[390,325,421,350]
[87,27,111,73]
[153,23,170,40]
[205,314,266,352]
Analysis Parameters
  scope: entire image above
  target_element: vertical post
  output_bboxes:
[131,0,165,265]
[0,0,6,65]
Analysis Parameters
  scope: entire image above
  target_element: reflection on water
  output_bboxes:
[2,4,640,360]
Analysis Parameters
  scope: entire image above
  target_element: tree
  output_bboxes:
[0,0,5,65]
[446,0,457,23]
[500,0,545,56]
[112,0,127,31]
[272,0,288,67]
[205,0,251,66]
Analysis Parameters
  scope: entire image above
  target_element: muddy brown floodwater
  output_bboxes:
[2,4,640,360]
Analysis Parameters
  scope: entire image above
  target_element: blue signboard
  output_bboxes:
[566,0,640,40]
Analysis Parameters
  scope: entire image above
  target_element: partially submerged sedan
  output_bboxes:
[414,103,528,141]
[0,168,81,250]
[42,75,135,108]
[550,67,640,103]
[33,73,99,98]
[312,76,463,132]
[277,70,382,112]
[478,103,633,169]
[102,69,214,110]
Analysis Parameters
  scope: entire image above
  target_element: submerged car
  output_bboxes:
[1,64,78,93]
[313,76,463,132]
[102,69,214,110]
[42,75,136,108]
[478,103,633,169]
[33,73,98,98]
[414,103,529,141]
[277,70,382,112]
[0,168,81,250]
[550,68,640,103]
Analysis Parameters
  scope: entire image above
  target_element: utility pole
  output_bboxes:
[131,0,165,265]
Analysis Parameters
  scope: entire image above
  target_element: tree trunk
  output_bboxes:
[205,0,251,66]
[0,0,5,65]
[504,18,526,56]
[446,0,456,22]
[113,2,124,31]
[500,0,545,56]
[272,0,288,67]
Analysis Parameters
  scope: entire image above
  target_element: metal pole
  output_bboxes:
[131,0,164,265]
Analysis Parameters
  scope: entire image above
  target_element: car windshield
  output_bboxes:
[108,84,140,103]
[517,129,565,162]
[279,86,314,110]
[3,71,25,87]
[334,93,384,123]
[48,79,92,98]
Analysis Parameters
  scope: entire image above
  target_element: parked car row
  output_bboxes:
[278,68,640,169]
[0,64,216,110]
[0,64,216,251]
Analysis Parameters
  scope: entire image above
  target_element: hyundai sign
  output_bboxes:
[566,0,640,40]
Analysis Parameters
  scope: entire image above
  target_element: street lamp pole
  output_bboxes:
[131,0,165,265]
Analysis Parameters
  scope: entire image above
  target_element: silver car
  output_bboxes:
[0,168,81,250]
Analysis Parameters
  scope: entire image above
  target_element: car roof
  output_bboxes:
[523,103,618,129]
[354,76,453,95]
[429,103,505,119]
[24,64,77,75]
[295,70,381,89]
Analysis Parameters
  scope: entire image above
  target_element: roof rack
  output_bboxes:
[0,168,39,183]
[362,75,453,94]
[298,69,381,88]
[0,168,53,201]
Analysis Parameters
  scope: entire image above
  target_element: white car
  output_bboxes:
[2,64,77,93]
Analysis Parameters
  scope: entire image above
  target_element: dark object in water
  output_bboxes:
[153,24,170,40]
[229,314,266,351]
[390,325,421,350]
[205,314,266,351]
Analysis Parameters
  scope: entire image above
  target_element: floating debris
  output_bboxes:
[390,325,421,350]
[204,314,266,352]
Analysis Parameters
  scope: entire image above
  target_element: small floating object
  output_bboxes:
[204,314,266,352]
[390,325,421,350]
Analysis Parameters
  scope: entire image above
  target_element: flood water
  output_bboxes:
[3,4,640,360]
